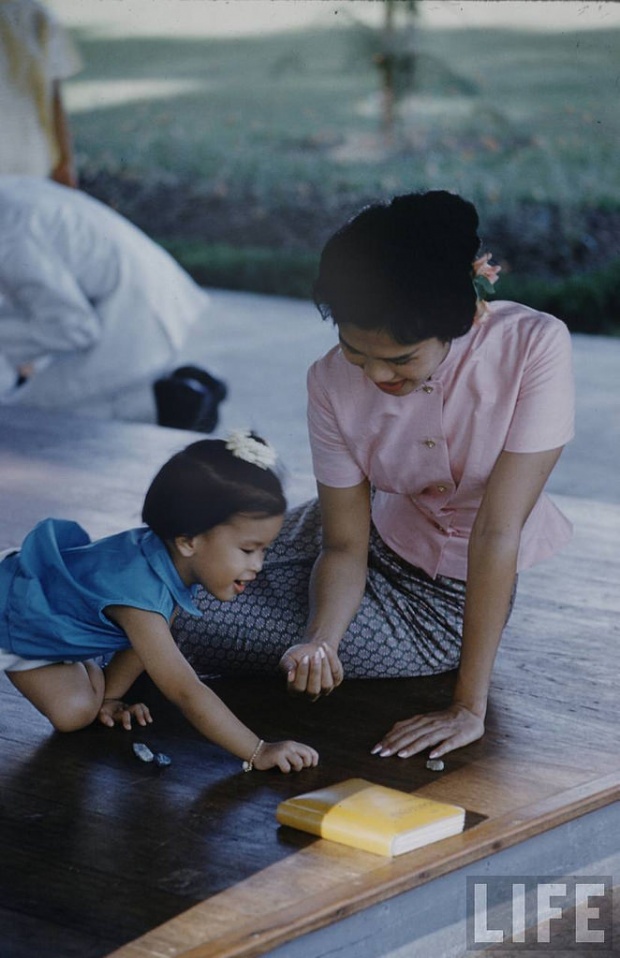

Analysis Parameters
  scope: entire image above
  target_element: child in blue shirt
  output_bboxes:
[0,431,318,774]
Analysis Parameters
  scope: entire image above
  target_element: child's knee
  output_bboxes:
[50,696,101,732]
[47,693,102,732]
[9,659,104,731]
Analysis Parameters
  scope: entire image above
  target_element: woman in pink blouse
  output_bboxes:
[174,190,574,760]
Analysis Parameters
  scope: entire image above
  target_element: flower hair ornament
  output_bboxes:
[225,429,278,470]
[472,252,501,302]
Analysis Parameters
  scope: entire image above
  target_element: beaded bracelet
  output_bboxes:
[242,738,265,772]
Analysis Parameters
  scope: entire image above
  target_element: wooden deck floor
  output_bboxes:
[0,409,618,958]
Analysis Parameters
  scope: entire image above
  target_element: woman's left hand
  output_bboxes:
[371,704,484,760]
[98,698,153,731]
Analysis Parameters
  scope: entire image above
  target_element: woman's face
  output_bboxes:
[337,324,450,397]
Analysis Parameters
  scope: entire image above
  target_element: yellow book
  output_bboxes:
[276,778,465,857]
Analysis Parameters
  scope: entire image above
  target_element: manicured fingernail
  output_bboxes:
[379,749,392,757]
[371,745,382,754]
[302,655,309,664]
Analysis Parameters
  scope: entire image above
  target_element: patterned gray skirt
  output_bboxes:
[172,499,488,680]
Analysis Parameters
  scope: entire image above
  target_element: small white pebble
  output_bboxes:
[133,742,154,763]
[426,758,445,772]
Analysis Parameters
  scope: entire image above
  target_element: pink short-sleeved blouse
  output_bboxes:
[307,301,575,580]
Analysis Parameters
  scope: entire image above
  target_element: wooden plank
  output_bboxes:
[0,907,115,958]
[0,408,618,958]
[0,407,194,546]
[101,495,620,958]
[104,774,620,958]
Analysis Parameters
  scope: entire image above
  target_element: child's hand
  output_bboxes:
[98,698,153,731]
[253,740,319,773]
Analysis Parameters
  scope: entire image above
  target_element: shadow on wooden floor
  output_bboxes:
[0,668,470,958]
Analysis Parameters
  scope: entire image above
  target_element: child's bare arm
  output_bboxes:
[108,605,318,771]
[101,646,145,699]
[97,644,151,730]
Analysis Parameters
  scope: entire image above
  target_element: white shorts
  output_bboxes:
[0,648,58,673]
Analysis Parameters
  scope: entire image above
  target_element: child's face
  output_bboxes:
[177,512,283,601]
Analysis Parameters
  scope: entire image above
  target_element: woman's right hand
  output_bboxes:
[254,739,319,773]
[278,481,368,701]
[279,642,344,699]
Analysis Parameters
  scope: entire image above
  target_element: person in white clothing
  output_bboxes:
[0,177,223,424]
[0,0,82,186]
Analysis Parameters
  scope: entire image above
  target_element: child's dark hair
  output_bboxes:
[142,436,286,540]
[314,190,481,344]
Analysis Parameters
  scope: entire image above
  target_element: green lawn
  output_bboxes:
[66,21,620,331]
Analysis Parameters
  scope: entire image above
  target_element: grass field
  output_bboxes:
[63,9,620,331]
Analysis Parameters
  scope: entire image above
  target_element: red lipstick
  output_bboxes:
[377,380,406,394]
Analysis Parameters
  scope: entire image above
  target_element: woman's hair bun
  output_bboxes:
[314,188,482,343]
[389,190,480,267]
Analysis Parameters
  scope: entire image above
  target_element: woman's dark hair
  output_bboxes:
[142,436,286,540]
[314,190,481,344]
